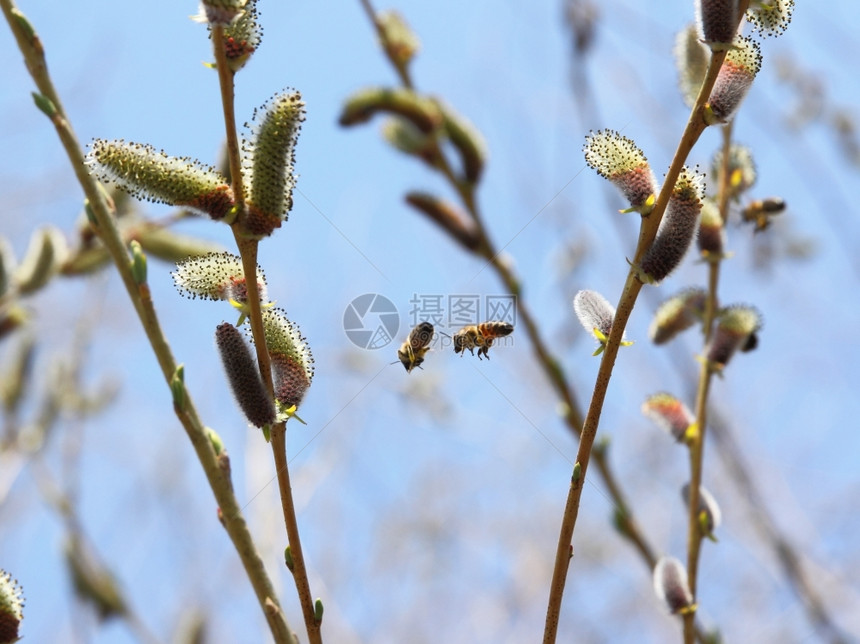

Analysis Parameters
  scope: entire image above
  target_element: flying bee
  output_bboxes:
[741,197,786,232]
[397,321,435,373]
[453,320,514,360]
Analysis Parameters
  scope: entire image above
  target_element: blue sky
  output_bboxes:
[2,1,860,642]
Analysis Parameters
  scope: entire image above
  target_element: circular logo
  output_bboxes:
[343,294,400,350]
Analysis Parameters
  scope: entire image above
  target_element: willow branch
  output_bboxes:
[0,4,294,641]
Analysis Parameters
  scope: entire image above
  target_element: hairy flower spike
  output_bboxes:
[674,24,710,109]
[713,143,756,200]
[259,309,314,409]
[0,569,24,643]
[682,483,723,538]
[405,191,480,252]
[573,289,631,356]
[199,0,247,25]
[377,10,420,68]
[746,0,794,38]
[653,556,696,615]
[241,90,306,237]
[642,392,695,442]
[705,36,762,124]
[86,140,234,220]
[215,0,260,72]
[697,198,726,259]
[216,322,275,428]
[172,251,268,306]
[649,288,707,345]
[638,167,705,284]
[437,100,487,183]
[696,0,739,49]
[705,304,762,369]
[339,87,444,134]
[584,130,657,214]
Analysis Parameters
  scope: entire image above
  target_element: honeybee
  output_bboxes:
[453,321,514,360]
[397,321,435,373]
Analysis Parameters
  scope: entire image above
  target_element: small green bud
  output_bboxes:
[313,598,324,625]
[284,546,294,572]
[206,427,225,456]
[171,365,186,412]
[572,461,582,482]
[129,240,147,285]
[31,91,57,118]
[11,8,36,43]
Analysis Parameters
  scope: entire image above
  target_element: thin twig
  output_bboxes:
[209,24,321,644]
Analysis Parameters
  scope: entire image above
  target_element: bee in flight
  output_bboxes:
[397,321,435,373]
[453,321,514,360]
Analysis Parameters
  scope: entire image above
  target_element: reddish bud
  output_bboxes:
[642,393,695,443]
[215,322,275,427]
